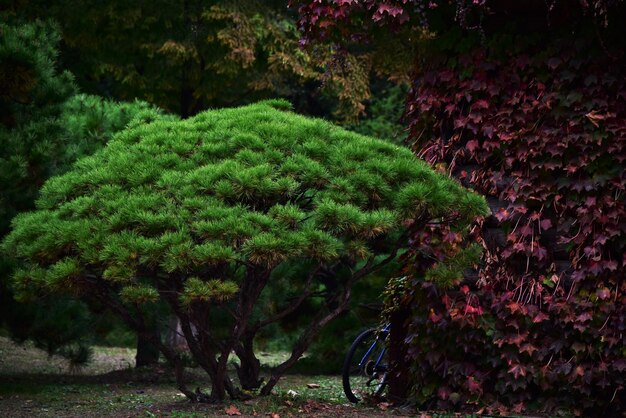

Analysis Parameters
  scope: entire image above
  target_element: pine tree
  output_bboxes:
[0,20,169,365]
[0,20,77,231]
[4,99,488,401]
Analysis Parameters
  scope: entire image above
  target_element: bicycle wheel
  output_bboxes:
[342,328,388,403]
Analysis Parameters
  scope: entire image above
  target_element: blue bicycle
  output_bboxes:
[342,324,390,403]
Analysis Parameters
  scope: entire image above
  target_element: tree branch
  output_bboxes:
[259,287,350,396]
[253,264,321,331]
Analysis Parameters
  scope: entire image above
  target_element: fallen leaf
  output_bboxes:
[378,402,391,410]
[224,404,241,416]
[306,383,320,389]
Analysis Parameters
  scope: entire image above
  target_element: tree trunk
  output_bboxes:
[387,307,410,402]
[135,330,160,367]
[211,367,227,400]
[234,335,262,390]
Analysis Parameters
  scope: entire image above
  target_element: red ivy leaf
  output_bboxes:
[533,312,549,323]
[438,386,450,400]
[374,3,404,20]
[466,140,479,152]
[604,260,618,271]
[520,343,537,355]
[540,219,553,230]
[507,301,521,313]
[467,376,482,393]
[508,363,526,379]
[474,99,490,109]
[495,207,509,222]
[572,365,585,378]
[533,245,548,261]
[429,309,442,323]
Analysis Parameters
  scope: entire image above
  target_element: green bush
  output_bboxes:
[4,99,487,401]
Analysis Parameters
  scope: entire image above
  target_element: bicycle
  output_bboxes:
[342,323,390,403]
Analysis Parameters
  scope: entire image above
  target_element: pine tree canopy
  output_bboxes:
[4,99,487,302]
[3,99,487,400]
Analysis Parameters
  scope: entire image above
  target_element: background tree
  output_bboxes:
[296,0,626,414]
[6,0,402,121]
[0,19,170,366]
[0,19,77,231]
[3,100,488,401]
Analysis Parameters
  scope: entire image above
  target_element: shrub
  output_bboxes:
[0,19,77,232]
[3,100,487,401]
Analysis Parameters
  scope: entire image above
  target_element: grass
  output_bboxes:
[0,336,412,417]
[0,336,542,417]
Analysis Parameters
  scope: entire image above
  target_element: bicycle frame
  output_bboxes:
[358,323,390,369]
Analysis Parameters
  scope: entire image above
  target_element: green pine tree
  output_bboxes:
[4,99,488,401]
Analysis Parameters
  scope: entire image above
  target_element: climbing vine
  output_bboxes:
[402,34,626,414]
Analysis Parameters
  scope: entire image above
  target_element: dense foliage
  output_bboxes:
[297,0,626,414]
[3,100,487,401]
[294,0,623,37]
[0,20,164,235]
[403,36,626,414]
[347,84,408,145]
[7,0,400,121]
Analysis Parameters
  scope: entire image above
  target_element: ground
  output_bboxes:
[0,337,427,418]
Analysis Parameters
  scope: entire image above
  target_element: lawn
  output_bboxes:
[0,337,424,418]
